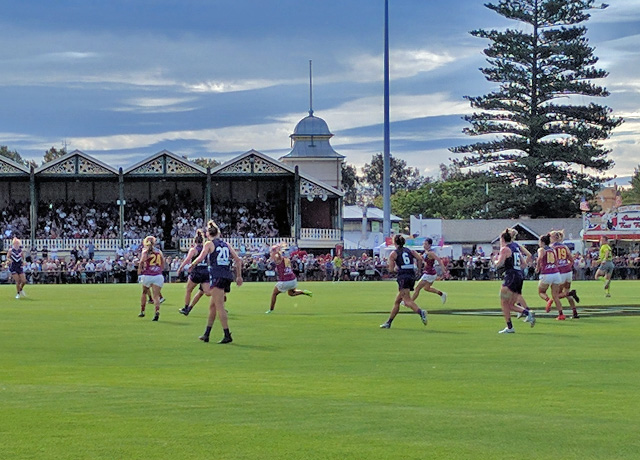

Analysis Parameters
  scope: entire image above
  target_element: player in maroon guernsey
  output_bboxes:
[411,238,448,306]
[550,230,580,319]
[535,234,564,320]
[137,236,165,321]
[266,244,312,313]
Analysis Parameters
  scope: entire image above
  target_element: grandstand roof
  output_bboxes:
[35,150,118,177]
[442,218,583,244]
[124,149,206,176]
[281,114,345,159]
[213,149,344,198]
[0,155,30,176]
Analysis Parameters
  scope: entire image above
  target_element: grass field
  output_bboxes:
[1,279,639,460]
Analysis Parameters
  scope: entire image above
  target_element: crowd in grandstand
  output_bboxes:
[9,192,282,244]
[1,201,29,240]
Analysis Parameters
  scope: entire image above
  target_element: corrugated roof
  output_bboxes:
[344,205,402,221]
[442,218,583,243]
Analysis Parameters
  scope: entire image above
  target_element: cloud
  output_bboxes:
[112,96,198,114]
[589,1,640,23]
[277,93,470,132]
[184,78,297,94]
[341,48,462,83]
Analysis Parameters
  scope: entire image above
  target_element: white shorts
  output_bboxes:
[558,272,573,285]
[420,274,437,284]
[276,279,298,293]
[140,274,164,288]
[539,272,562,286]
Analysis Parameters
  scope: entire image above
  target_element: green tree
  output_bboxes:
[451,0,622,218]
[43,146,68,163]
[191,157,220,169]
[391,170,507,219]
[362,153,427,197]
[341,163,360,205]
[622,167,640,205]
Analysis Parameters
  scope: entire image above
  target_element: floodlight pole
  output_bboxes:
[383,0,391,237]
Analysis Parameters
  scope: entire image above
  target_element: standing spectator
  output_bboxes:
[88,241,95,261]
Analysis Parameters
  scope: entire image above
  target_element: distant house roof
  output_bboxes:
[442,218,583,244]
[344,205,402,222]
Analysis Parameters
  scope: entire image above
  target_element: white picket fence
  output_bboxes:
[3,229,342,254]
[2,238,141,252]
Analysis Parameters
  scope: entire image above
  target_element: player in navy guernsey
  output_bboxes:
[495,229,535,333]
[380,235,428,329]
[189,220,243,344]
[177,229,210,316]
[9,237,27,299]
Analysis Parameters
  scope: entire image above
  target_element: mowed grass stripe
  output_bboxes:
[1,281,639,459]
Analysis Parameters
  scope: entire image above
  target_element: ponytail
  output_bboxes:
[207,220,220,238]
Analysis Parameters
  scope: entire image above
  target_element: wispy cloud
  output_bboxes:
[113,96,198,114]
[342,48,461,83]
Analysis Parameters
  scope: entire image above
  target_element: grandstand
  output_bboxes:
[1,148,344,257]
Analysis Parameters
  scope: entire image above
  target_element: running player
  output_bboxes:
[380,234,428,329]
[411,237,448,305]
[495,229,535,333]
[177,229,209,316]
[266,244,312,313]
[550,230,580,318]
[189,220,242,344]
[137,236,165,321]
[9,237,27,299]
[508,228,534,314]
[594,235,614,297]
[536,233,564,320]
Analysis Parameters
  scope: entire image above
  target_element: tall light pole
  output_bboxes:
[383,0,391,237]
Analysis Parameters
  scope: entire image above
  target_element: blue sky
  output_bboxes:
[1,0,639,184]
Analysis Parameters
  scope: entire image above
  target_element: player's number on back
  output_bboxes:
[148,253,161,267]
[402,252,411,266]
[216,246,230,266]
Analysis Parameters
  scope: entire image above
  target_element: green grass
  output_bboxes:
[1,280,640,459]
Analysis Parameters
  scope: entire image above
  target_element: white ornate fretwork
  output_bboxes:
[40,158,76,175]
[129,158,164,174]
[0,160,24,174]
[253,157,287,174]
[78,158,111,175]
[218,158,252,174]
[300,178,330,199]
[166,157,198,175]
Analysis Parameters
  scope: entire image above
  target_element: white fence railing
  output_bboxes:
[300,228,341,240]
[179,237,295,252]
[3,229,342,254]
[2,238,142,252]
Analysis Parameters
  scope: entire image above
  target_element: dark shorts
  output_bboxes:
[190,268,210,285]
[10,265,23,275]
[209,277,232,293]
[503,270,524,294]
[397,274,416,291]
